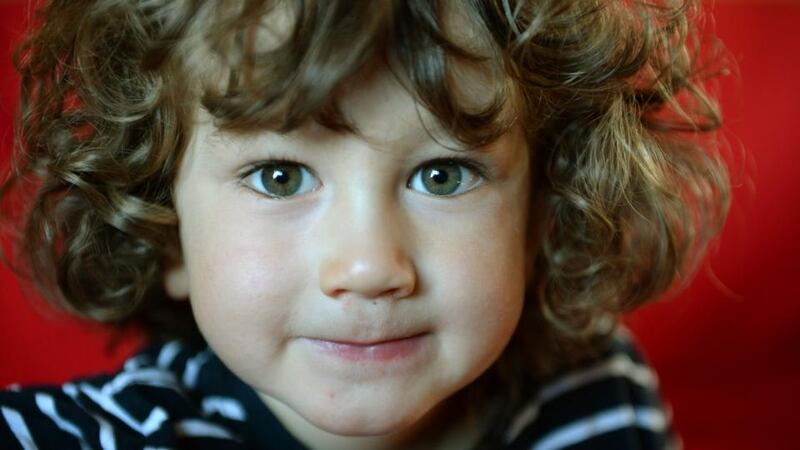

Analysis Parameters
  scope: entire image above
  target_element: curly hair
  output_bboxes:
[1,0,729,441]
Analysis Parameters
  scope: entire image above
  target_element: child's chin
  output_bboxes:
[303,403,421,437]
[260,386,443,438]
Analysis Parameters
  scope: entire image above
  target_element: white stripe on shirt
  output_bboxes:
[156,341,183,369]
[531,405,667,450]
[2,405,39,450]
[182,350,212,389]
[202,396,247,422]
[61,383,120,450]
[34,393,88,446]
[97,414,117,450]
[102,368,181,396]
[538,353,656,403]
[504,351,656,443]
[77,382,167,437]
[174,418,240,441]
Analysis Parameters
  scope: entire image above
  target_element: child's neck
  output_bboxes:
[261,389,489,450]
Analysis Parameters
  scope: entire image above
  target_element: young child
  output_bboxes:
[0,0,730,448]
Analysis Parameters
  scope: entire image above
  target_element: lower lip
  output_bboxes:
[305,334,427,362]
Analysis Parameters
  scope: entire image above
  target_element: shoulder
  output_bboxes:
[503,329,679,450]
[0,340,247,449]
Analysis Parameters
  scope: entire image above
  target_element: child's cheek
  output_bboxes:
[419,188,529,374]
[179,194,309,377]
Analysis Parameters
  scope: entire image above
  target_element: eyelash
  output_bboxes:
[425,157,489,179]
[239,156,490,199]
[239,156,315,200]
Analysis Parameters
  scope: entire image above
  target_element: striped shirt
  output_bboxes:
[0,334,675,449]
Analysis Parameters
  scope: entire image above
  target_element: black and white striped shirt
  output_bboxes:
[0,333,675,449]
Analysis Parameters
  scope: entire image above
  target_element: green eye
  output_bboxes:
[408,160,483,196]
[244,162,318,198]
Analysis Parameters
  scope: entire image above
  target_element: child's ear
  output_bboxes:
[164,261,190,301]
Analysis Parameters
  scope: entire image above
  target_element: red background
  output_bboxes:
[1,1,798,449]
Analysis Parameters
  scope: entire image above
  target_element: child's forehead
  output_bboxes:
[197,60,521,159]
[323,62,510,148]
[192,71,516,155]
[183,1,519,154]
[198,98,503,162]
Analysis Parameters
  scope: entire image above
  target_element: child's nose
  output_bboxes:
[319,247,416,301]
[317,198,416,301]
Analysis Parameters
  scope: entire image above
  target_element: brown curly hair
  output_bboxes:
[1,0,729,441]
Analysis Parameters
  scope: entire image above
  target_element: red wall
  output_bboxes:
[624,3,800,449]
[1,2,798,449]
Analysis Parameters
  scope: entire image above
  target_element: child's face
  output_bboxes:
[166,65,531,441]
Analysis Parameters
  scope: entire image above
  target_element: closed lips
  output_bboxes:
[305,333,429,361]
